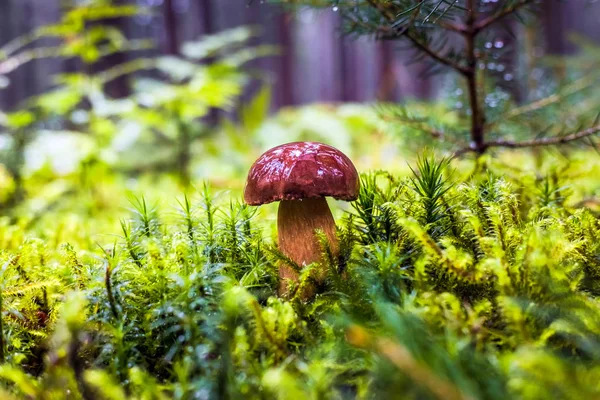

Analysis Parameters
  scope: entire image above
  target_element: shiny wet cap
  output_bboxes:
[244,142,360,206]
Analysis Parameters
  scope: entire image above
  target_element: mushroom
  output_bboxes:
[244,142,359,295]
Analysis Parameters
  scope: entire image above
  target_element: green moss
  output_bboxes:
[1,155,600,399]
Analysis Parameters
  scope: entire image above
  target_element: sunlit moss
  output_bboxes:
[1,155,600,399]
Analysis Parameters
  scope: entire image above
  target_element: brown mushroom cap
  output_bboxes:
[244,141,360,206]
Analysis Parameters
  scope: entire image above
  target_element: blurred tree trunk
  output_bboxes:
[198,0,219,126]
[163,0,179,55]
[0,1,31,110]
[199,0,214,34]
[163,0,189,185]
[275,12,294,107]
[95,0,131,99]
[0,0,12,110]
[338,27,358,102]
[376,42,397,102]
[21,1,36,101]
[541,1,568,81]
[60,0,82,88]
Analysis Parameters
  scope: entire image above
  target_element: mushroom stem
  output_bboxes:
[277,197,339,295]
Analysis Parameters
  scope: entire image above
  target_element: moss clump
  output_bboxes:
[1,157,600,400]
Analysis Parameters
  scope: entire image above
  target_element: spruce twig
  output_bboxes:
[474,0,537,33]
[404,31,471,75]
[453,124,600,155]
[366,0,470,74]
[484,124,600,150]
[487,74,599,127]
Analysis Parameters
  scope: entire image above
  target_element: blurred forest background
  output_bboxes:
[0,0,599,219]
[1,0,599,112]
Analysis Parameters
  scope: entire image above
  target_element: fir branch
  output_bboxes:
[436,1,467,32]
[438,20,468,34]
[488,74,599,126]
[474,0,537,33]
[365,0,485,151]
[455,124,600,155]
[484,124,600,150]
[405,31,471,75]
[378,105,454,141]
[394,117,445,139]
[422,0,467,32]
[365,0,396,21]
[366,0,470,74]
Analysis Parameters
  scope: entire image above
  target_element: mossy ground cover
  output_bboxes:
[1,147,600,400]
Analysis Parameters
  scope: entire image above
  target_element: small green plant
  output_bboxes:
[0,1,150,211]
[0,2,274,215]
[276,1,600,156]
[109,26,275,186]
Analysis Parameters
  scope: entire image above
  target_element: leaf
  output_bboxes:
[35,88,82,116]
[181,26,259,60]
[0,365,39,398]
[5,111,35,129]
[155,56,198,82]
[64,5,146,26]
[262,367,308,400]
[84,370,127,400]
[220,45,280,67]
